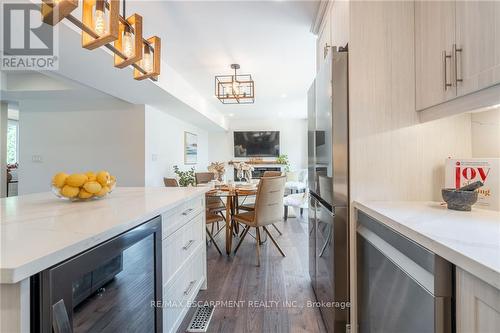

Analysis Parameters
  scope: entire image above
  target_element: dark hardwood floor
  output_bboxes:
[178,212,326,333]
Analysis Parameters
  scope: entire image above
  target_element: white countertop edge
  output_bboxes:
[1,187,210,284]
[353,201,500,290]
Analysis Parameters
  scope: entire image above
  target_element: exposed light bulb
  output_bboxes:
[143,47,153,72]
[123,30,134,58]
[94,7,106,35]
[232,80,240,96]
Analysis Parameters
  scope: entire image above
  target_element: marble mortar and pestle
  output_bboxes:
[442,181,484,211]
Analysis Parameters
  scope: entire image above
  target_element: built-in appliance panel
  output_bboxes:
[33,216,163,333]
[357,237,436,333]
[358,211,435,274]
[357,212,452,333]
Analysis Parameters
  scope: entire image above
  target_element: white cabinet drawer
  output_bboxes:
[163,212,204,286]
[163,245,205,333]
[162,196,204,238]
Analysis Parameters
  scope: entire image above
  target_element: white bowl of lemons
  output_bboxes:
[51,171,116,201]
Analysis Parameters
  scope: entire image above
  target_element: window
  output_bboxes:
[7,120,18,164]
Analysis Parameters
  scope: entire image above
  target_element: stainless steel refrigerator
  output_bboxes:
[308,47,349,333]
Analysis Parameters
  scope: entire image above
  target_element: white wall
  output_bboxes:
[145,105,209,187]
[18,100,145,194]
[0,102,7,198]
[471,108,500,158]
[208,118,308,171]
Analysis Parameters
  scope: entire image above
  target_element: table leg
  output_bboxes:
[225,196,233,255]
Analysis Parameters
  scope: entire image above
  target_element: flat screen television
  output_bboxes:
[233,131,280,157]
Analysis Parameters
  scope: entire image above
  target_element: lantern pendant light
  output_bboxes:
[41,0,78,26]
[114,0,142,68]
[134,36,161,80]
[82,0,120,50]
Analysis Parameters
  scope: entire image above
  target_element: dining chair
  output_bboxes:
[197,172,227,233]
[163,178,179,187]
[233,175,287,266]
[195,172,215,185]
[206,211,224,255]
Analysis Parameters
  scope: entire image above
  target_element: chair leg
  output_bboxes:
[234,226,250,254]
[263,226,286,257]
[284,206,288,221]
[300,208,304,216]
[206,226,222,255]
[255,227,261,267]
[271,224,282,236]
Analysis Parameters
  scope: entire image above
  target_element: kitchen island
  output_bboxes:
[1,187,209,333]
[354,201,500,332]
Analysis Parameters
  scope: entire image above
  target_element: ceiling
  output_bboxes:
[127,0,318,119]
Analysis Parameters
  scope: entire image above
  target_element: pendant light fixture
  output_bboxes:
[38,0,161,81]
[134,37,161,80]
[41,0,78,26]
[113,0,142,68]
[215,64,255,104]
[82,0,119,50]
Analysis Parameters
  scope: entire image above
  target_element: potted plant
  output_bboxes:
[173,165,196,187]
[276,154,290,172]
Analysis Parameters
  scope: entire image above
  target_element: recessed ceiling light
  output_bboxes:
[229,113,234,117]
[278,112,283,117]
[280,93,287,98]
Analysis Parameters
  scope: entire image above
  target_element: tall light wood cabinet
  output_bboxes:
[456,268,500,333]
[415,0,500,112]
[455,0,500,97]
[415,0,456,110]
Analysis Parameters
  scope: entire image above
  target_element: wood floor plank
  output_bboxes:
[177,215,326,333]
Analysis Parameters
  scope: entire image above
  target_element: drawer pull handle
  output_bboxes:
[182,240,195,251]
[182,208,194,216]
[183,280,196,295]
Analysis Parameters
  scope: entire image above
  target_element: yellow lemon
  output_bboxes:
[78,189,94,199]
[60,185,79,198]
[66,174,88,187]
[96,171,110,187]
[52,172,69,188]
[95,186,110,197]
[85,171,97,182]
[109,175,116,188]
[83,181,102,194]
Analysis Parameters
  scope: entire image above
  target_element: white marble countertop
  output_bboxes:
[0,187,209,284]
[354,201,500,289]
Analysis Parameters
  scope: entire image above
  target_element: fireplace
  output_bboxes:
[234,166,282,179]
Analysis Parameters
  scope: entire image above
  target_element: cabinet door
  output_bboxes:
[415,0,456,110]
[456,1,500,97]
[456,268,500,333]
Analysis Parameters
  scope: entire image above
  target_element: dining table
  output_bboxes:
[205,184,258,255]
